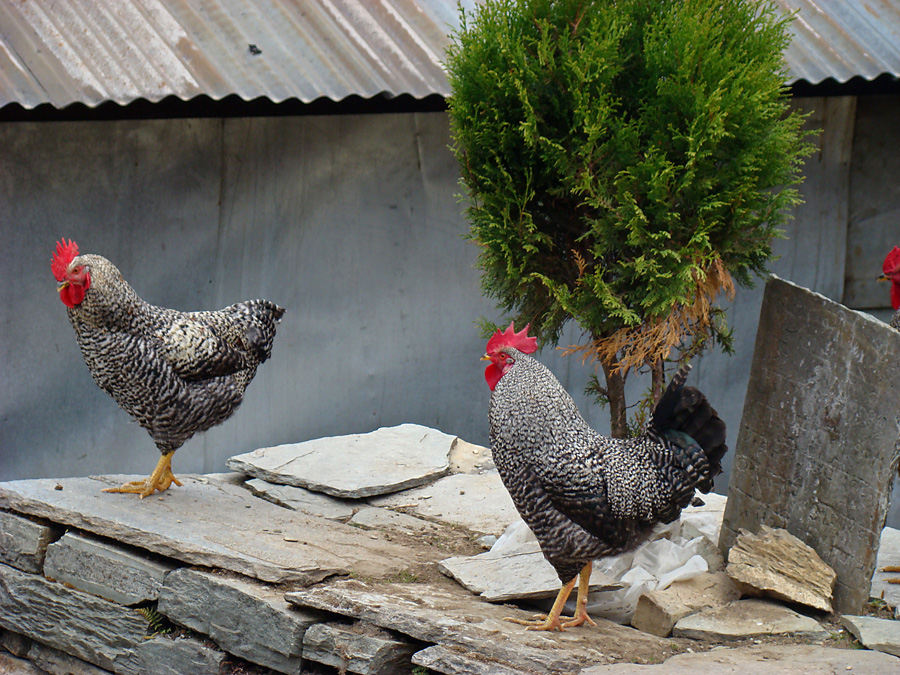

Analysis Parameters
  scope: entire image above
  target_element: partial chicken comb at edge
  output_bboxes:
[52,239,79,281]
[883,246,900,276]
[486,321,538,355]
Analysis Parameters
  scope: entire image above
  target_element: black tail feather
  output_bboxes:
[650,365,728,493]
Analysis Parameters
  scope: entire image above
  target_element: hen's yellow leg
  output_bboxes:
[505,562,595,631]
[103,452,182,499]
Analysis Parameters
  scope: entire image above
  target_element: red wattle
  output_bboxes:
[60,283,86,308]
[485,363,502,391]
[892,281,900,310]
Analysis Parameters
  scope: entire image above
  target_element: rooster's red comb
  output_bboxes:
[884,246,900,276]
[486,322,538,355]
[52,239,80,281]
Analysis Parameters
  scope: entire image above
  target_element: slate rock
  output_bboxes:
[0,476,421,584]
[0,651,52,675]
[369,470,518,535]
[44,531,175,605]
[26,641,113,675]
[128,636,227,675]
[439,541,620,603]
[412,645,530,675]
[448,438,494,474]
[579,644,900,674]
[0,628,32,657]
[302,622,417,675]
[870,526,900,608]
[227,424,454,498]
[719,276,900,614]
[0,510,56,574]
[349,507,441,535]
[841,614,900,658]
[0,561,147,672]
[726,526,836,612]
[672,598,828,641]
[244,478,356,519]
[286,578,678,674]
[631,572,740,637]
[159,567,321,674]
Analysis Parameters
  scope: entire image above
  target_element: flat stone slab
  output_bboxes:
[448,438,494,474]
[439,541,620,603]
[726,526,835,612]
[0,510,56,574]
[286,578,679,674]
[841,614,900,658]
[0,561,148,673]
[719,276,900,614]
[159,568,321,673]
[244,478,356,520]
[349,507,442,535]
[0,651,48,675]
[227,424,454,498]
[303,622,417,675]
[44,531,175,605]
[0,475,423,584]
[125,636,227,675]
[580,644,900,674]
[672,598,828,641]
[631,572,740,637]
[369,470,519,535]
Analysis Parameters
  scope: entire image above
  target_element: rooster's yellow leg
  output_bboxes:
[560,563,597,629]
[102,452,182,499]
[505,568,581,632]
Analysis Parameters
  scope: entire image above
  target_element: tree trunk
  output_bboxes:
[601,361,628,438]
[650,358,665,405]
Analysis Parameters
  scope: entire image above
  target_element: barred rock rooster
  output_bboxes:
[52,239,284,498]
[483,323,727,631]
[880,246,900,329]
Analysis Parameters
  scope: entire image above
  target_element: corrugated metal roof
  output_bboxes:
[0,0,897,112]
[0,0,475,110]
[775,0,900,85]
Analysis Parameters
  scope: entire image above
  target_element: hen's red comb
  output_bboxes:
[486,322,538,355]
[52,239,79,281]
[883,246,900,277]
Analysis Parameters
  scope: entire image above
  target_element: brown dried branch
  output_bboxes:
[562,258,735,374]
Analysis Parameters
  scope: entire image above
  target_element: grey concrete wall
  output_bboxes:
[2,98,899,522]
[0,112,613,482]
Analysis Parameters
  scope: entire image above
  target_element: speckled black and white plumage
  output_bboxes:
[488,349,727,584]
[63,253,284,456]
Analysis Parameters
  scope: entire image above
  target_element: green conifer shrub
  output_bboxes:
[447,0,815,435]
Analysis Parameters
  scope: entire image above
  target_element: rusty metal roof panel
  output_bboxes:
[0,0,471,110]
[775,0,900,84]
[0,0,898,112]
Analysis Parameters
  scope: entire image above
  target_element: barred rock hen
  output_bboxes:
[483,323,727,631]
[52,239,284,498]
[880,246,900,329]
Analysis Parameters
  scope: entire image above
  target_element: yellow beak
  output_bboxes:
[57,280,70,293]
[480,354,491,361]
[879,273,890,282]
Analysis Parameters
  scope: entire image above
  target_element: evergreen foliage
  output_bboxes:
[447,0,815,433]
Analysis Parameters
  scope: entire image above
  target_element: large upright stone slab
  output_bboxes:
[227,424,454,498]
[719,276,900,614]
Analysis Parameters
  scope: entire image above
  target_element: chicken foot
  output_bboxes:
[505,562,597,631]
[102,452,182,498]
